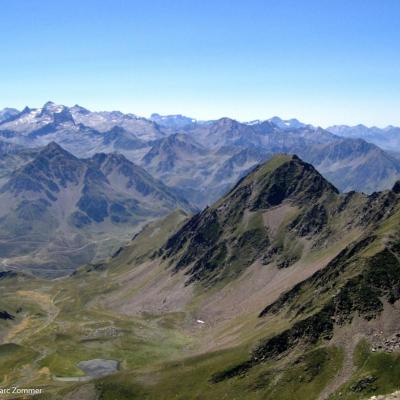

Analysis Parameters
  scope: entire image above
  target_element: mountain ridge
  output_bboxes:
[0,142,193,276]
[1,102,400,207]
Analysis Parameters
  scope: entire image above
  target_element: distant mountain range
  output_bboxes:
[328,124,400,153]
[1,102,400,209]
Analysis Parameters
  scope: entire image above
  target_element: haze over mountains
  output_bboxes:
[1,102,400,209]
[0,142,192,276]
[328,124,400,154]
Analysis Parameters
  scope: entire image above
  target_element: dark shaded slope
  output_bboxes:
[162,155,342,284]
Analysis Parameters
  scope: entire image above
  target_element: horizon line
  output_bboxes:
[1,100,398,130]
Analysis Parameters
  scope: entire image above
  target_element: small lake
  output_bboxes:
[77,359,119,378]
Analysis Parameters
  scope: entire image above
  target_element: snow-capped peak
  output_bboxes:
[41,101,66,114]
[269,116,308,130]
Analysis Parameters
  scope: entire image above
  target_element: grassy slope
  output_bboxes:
[0,211,365,399]
[86,214,400,400]
[87,206,400,399]
[329,339,400,400]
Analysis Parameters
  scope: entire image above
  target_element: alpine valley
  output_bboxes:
[1,103,400,400]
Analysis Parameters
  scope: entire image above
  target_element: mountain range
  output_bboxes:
[1,101,400,277]
[328,124,400,154]
[2,154,400,399]
[1,102,400,209]
[0,142,192,277]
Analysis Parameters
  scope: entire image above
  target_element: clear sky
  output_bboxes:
[1,0,399,127]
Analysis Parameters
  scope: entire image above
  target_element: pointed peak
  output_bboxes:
[223,153,338,209]
[21,106,32,114]
[38,142,76,160]
[41,101,67,114]
[70,104,90,115]
[39,102,74,124]
[41,141,64,152]
[392,181,400,194]
[249,153,298,178]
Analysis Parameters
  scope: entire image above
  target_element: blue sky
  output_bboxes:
[1,0,399,127]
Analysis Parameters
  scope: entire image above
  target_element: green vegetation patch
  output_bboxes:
[0,343,38,383]
[263,347,343,400]
[330,340,400,399]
